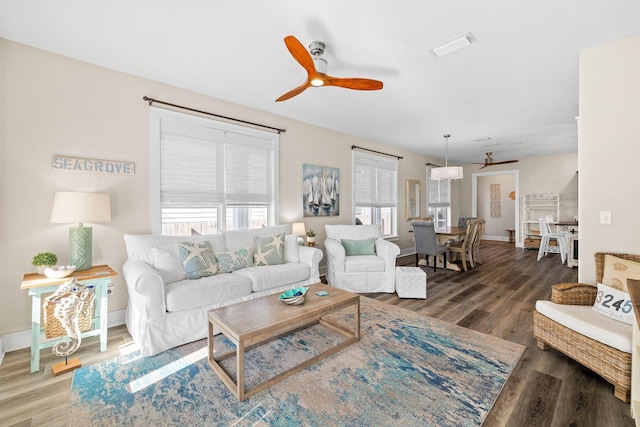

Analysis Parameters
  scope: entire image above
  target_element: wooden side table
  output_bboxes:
[21,265,117,373]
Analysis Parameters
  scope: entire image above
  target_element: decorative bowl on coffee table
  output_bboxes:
[279,287,309,305]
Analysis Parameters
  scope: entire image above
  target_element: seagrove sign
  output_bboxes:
[52,155,135,175]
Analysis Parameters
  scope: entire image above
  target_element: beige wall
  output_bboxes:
[578,34,640,283]
[0,39,437,336]
[477,174,516,240]
[458,152,579,244]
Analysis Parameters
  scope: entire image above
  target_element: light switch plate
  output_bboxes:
[600,211,612,224]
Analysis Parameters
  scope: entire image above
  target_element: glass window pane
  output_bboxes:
[161,207,218,236]
[355,206,372,225]
[225,206,269,231]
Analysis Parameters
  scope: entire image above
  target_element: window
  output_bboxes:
[151,108,278,235]
[353,151,398,237]
[426,165,451,228]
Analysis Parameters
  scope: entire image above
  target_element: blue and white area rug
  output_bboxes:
[69,298,524,426]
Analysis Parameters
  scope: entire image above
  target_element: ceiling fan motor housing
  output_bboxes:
[309,41,325,57]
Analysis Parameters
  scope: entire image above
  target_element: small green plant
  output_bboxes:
[306,230,316,238]
[32,252,58,267]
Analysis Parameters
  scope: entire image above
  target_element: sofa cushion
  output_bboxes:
[178,241,218,279]
[216,247,253,273]
[341,238,376,256]
[592,283,634,325]
[536,300,632,353]
[285,233,300,263]
[344,255,386,273]
[253,233,286,266]
[124,234,226,265]
[151,246,186,284]
[224,224,290,251]
[165,273,253,312]
[233,263,310,292]
[602,254,640,291]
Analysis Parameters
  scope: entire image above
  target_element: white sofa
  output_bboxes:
[123,224,323,356]
[324,224,400,293]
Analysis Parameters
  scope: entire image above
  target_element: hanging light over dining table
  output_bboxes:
[430,134,463,180]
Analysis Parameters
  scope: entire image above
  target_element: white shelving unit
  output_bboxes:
[522,194,560,249]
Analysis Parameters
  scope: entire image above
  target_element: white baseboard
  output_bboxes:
[483,235,510,242]
[0,309,126,361]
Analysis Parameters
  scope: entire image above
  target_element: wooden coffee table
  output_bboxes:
[207,283,360,401]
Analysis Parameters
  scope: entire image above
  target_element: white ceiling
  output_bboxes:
[1,1,640,164]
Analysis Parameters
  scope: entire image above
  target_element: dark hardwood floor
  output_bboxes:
[0,241,633,426]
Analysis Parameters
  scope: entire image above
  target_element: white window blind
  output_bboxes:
[224,131,274,205]
[354,153,398,207]
[159,117,225,206]
[151,108,278,234]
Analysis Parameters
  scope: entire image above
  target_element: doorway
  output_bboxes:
[471,169,520,245]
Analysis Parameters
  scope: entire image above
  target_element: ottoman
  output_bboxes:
[395,266,427,299]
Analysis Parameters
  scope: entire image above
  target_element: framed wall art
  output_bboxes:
[302,164,339,217]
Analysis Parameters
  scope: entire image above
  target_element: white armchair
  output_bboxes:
[324,224,400,293]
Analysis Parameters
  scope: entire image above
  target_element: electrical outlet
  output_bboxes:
[600,211,612,224]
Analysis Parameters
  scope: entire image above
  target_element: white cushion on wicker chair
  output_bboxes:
[535,300,632,353]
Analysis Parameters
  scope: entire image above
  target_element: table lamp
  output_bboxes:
[292,222,306,245]
[50,192,111,271]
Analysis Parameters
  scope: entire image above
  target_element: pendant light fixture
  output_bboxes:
[430,134,463,181]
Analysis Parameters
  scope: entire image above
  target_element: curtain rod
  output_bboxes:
[351,145,403,160]
[426,162,443,167]
[142,96,286,134]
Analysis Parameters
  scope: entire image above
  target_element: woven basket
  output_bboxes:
[44,296,94,339]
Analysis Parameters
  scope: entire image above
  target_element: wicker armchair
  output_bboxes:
[533,252,640,402]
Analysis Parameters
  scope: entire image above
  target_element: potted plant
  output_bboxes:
[306,229,316,246]
[32,252,58,275]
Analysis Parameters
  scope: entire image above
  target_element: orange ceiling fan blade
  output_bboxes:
[276,82,311,102]
[283,35,317,79]
[324,76,383,90]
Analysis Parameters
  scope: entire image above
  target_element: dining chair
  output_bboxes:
[447,219,478,271]
[457,216,477,229]
[410,220,448,272]
[471,218,485,265]
[537,217,567,263]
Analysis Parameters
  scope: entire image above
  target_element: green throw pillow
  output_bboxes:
[178,241,218,280]
[341,238,376,256]
[253,233,286,266]
[216,247,253,273]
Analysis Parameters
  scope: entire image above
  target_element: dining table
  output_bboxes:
[431,226,468,271]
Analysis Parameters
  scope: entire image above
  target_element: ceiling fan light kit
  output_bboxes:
[275,35,383,102]
[431,134,464,181]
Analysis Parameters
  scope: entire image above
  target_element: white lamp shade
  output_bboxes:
[292,222,306,236]
[430,166,464,181]
[50,192,112,224]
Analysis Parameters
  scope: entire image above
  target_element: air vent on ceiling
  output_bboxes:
[430,32,477,57]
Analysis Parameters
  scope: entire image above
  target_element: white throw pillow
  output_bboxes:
[592,283,635,325]
[285,234,300,263]
[151,246,186,284]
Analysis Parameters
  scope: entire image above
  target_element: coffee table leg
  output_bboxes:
[355,299,361,339]
[208,320,215,362]
[237,340,245,401]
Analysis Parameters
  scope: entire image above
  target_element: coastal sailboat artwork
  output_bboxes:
[303,164,339,217]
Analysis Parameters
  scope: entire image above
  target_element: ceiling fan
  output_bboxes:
[474,152,519,169]
[275,35,383,102]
